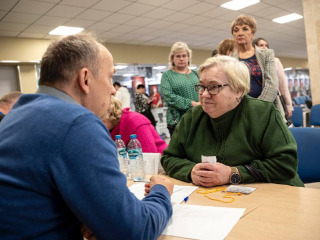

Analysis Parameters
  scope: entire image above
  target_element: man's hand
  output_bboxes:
[144,175,174,196]
[81,224,97,240]
[191,163,232,187]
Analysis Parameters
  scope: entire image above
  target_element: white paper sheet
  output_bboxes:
[201,155,217,164]
[129,184,198,208]
[162,205,245,240]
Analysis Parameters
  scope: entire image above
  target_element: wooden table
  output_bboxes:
[130,175,320,240]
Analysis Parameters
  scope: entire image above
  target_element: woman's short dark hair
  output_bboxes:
[137,84,145,89]
[39,32,101,87]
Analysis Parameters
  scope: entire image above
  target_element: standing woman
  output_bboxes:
[217,38,237,56]
[230,15,285,120]
[161,42,200,136]
[253,37,293,118]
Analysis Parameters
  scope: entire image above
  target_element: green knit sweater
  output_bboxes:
[161,95,304,187]
[161,69,199,126]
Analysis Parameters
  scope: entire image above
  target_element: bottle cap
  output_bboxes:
[130,134,137,139]
[115,135,121,139]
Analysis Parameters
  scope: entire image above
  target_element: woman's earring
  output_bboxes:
[172,62,175,66]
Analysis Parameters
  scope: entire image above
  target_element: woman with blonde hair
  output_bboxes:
[102,97,167,154]
[161,41,200,136]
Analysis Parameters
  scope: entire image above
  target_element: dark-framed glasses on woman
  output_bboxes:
[194,84,229,95]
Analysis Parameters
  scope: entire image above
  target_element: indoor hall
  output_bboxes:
[0,0,320,239]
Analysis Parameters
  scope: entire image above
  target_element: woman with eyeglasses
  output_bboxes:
[161,55,303,187]
[230,15,286,122]
[161,42,200,137]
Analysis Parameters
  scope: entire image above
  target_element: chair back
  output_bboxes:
[290,128,320,183]
[291,106,303,127]
[310,104,320,126]
[293,97,302,106]
[299,96,306,104]
[306,95,312,102]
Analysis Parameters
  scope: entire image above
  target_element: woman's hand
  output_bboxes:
[191,163,232,187]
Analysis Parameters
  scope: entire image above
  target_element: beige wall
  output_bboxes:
[0,36,309,67]
[0,36,309,93]
[277,57,309,69]
[303,0,320,105]
[18,65,38,93]
[0,37,50,62]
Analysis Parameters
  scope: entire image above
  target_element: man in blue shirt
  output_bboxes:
[0,33,173,239]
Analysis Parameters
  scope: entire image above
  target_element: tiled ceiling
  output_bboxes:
[0,0,307,59]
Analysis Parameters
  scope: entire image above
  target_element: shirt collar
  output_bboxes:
[36,85,80,105]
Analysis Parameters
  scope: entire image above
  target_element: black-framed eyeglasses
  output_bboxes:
[194,84,229,95]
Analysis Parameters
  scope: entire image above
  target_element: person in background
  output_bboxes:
[0,33,173,239]
[161,42,200,136]
[113,81,131,109]
[211,49,218,57]
[217,38,237,56]
[161,55,303,188]
[151,86,163,108]
[230,15,286,122]
[103,97,167,154]
[134,84,157,128]
[0,91,22,122]
[253,37,293,118]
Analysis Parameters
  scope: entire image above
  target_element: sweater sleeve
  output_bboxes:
[161,71,193,111]
[258,49,278,102]
[50,114,172,240]
[238,107,299,184]
[161,116,196,182]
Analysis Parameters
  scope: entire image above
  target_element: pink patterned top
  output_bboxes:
[110,108,167,154]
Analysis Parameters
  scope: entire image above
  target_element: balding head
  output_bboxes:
[39,32,101,88]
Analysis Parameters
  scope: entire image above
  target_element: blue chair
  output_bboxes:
[293,97,302,106]
[306,95,312,102]
[299,96,306,104]
[310,104,320,127]
[290,128,320,183]
[291,106,303,127]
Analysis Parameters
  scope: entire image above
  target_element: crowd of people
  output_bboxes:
[0,13,302,239]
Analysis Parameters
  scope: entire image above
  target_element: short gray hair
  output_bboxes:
[0,91,22,110]
[198,55,250,95]
[168,41,192,70]
[39,32,101,87]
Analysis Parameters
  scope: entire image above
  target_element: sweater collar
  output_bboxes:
[36,85,80,106]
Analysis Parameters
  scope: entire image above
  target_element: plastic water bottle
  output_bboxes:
[115,135,128,177]
[127,134,145,181]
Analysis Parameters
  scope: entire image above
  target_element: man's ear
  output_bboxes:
[78,68,90,94]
